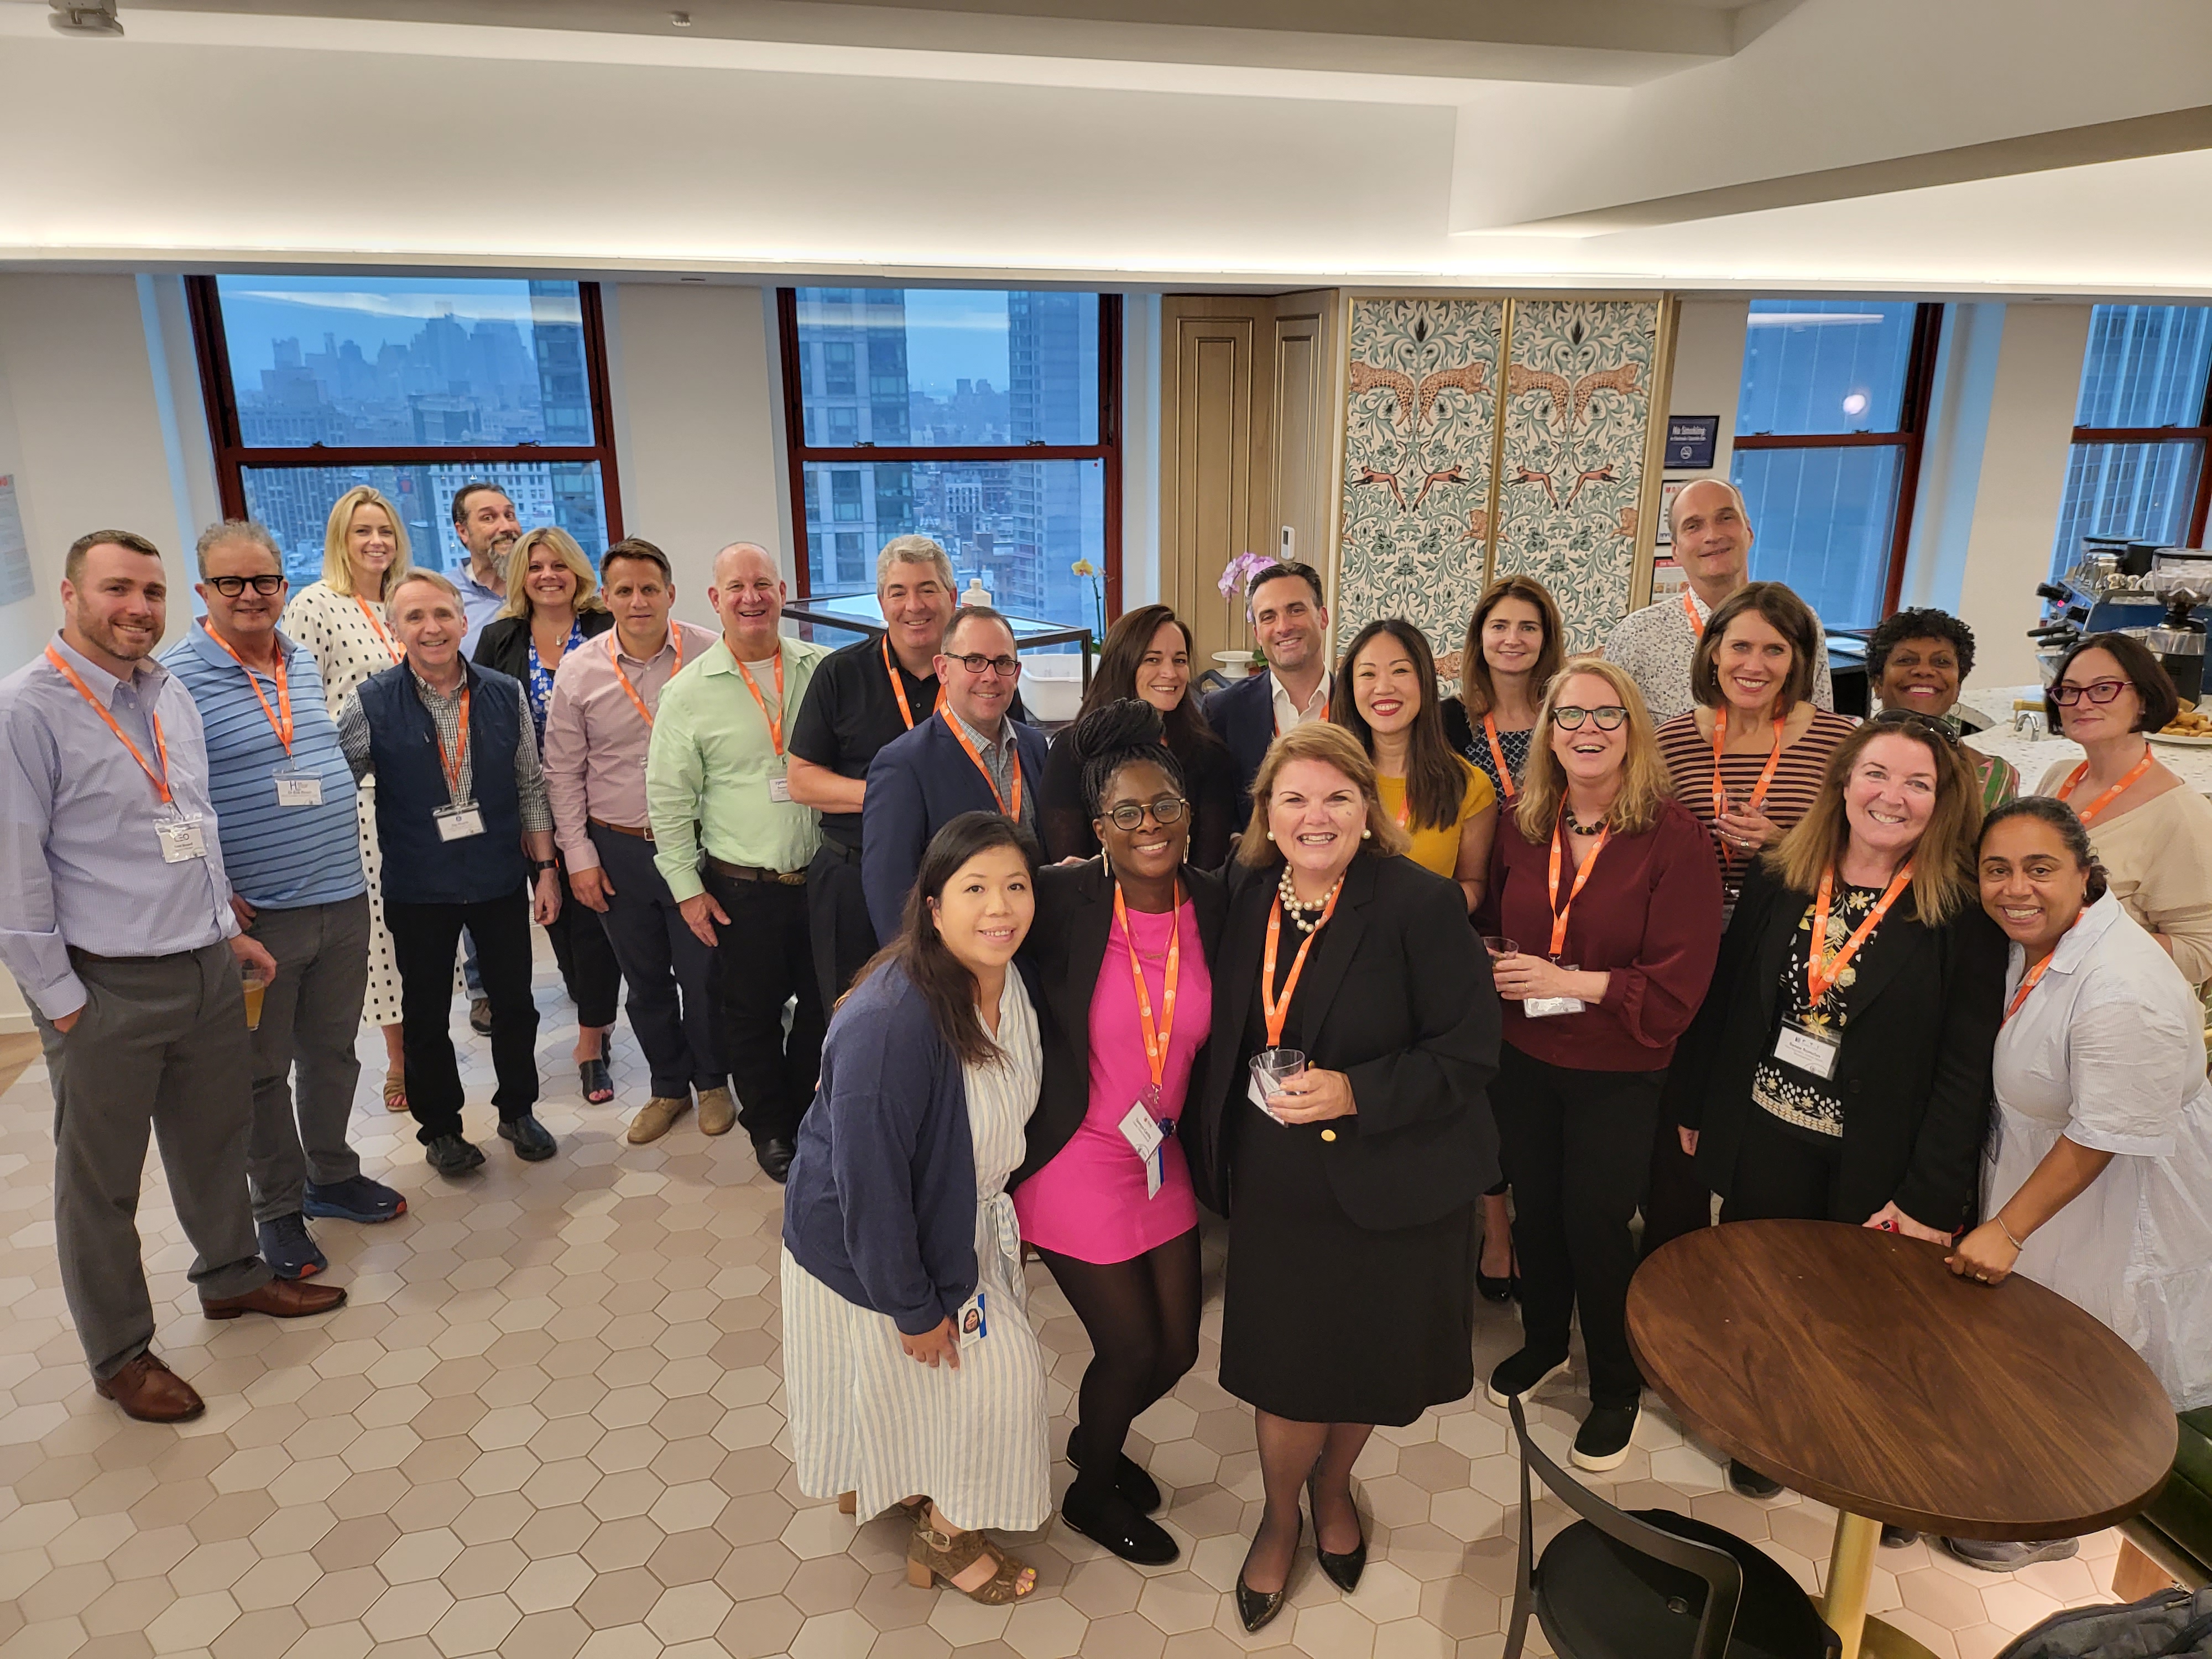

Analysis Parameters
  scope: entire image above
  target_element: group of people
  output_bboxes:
[3,477,2208,1620]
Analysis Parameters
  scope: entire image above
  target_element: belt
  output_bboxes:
[589,816,654,841]
[706,855,806,887]
[817,838,860,867]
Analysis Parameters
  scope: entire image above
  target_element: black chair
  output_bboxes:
[1505,1397,1841,1659]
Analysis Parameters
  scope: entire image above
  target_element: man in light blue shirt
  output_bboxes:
[165,520,405,1283]
[450,479,518,655]
[0,530,344,1425]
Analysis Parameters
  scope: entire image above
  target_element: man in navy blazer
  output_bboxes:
[1200,560,1334,830]
[861,606,1050,942]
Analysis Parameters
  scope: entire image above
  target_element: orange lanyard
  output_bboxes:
[1261,880,1340,1047]
[1681,590,1704,636]
[201,623,293,755]
[2056,750,2153,825]
[436,684,472,800]
[1545,815,1610,957]
[1114,882,1182,1096]
[731,644,786,758]
[44,644,174,804]
[883,635,942,731]
[2004,953,2059,1024]
[1808,862,1913,1004]
[1711,705,1786,859]
[1483,712,1519,801]
[941,706,1022,818]
[607,629,684,728]
[356,595,403,664]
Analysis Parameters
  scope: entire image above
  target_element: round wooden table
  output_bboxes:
[1626,1219,2175,1659]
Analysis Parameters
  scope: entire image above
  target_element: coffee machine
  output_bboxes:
[2032,538,2212,701]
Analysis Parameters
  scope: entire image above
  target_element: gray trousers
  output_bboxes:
[32,943,272,1378]
[243,895,370,1222]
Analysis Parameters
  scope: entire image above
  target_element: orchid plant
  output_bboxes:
[1217,550,1277,671]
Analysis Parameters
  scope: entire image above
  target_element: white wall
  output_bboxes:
[1663,296,1751,489]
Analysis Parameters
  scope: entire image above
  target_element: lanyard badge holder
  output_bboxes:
[432,684,486,841]
[44,645,207,861]
[956,1290,989,1344]
[1775,863,1914,1082]
[732,645,792,802]
[1113,883,1182,1197]
[1526,817,1603,1017]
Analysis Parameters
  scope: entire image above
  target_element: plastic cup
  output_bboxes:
[1249,1048,1306,1121]
[1481,936,1519,959]
[241,966,270,1031]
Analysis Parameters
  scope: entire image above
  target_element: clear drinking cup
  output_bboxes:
[1481,936,1519,959]
[241,965,270,1032]
[1249,1047,1307,1123]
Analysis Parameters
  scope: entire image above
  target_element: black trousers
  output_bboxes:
[589,825,726,1098]
[1640,1102,1715,1259]
[1490,1044,1666,1409]
[1723,1107,1850,1223]
[806,838,877,1011]
[387,891,540,1144]
[541,858,621,1030]
[703,868,826,1144]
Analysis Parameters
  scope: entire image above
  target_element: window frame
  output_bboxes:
[1731,300,1944,623]
[774,286,1123,618]
[2064,369,2212,552]
[184,274,627,539]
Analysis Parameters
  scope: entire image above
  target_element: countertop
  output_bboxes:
[1961,682,2212,796]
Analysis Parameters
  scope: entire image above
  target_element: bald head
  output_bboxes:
[708,541,787,653]
[1668,477,1755,602]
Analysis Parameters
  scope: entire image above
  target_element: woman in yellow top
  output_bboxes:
[1332,618,1496,910]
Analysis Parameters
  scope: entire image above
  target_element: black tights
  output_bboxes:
[1036,1230,1203,1504]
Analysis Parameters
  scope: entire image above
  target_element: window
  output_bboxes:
[187,276,622,584]
[2048,304,2212,576]
[778,287,1121,631]
[1730,299,1942,629]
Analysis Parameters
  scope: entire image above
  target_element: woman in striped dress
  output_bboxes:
[780,812,1050,1604]
[281,486,414,1113]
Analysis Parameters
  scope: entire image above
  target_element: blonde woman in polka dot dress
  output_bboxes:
[282,485,416,1113]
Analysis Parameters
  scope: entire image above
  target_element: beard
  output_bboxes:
[74,602,159,662]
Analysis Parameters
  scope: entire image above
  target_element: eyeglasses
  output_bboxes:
[207,574,285,597]
[2048,679,2128,706]
[1104,795,1188,832]
[1552,705,1628,731]
[1869,707,1961,747]
[948,653,1022,679]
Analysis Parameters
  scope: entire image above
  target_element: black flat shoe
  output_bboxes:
[1729,1459,1783,1499]
[1235,1516,1300,1634]
[1066,1426,1162,1515]
[1307,1475,1366,1592]
[1061,1482,1177,1566]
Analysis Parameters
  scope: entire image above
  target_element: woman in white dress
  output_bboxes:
[779,812,1049,1604]
[1945,797,2212,1565]
[280,486,414,1112]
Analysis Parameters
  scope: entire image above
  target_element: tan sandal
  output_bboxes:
[905,1521,1035,1603]
[382,1072,408,1114]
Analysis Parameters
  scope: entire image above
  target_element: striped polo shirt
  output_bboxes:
[1655,706,1858,912]
[163,622,366,909]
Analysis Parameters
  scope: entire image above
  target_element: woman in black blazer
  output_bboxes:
[1663,711,2006,1498]
[1011,701,1227,1567]
[471,527,619,1100]
[1187,721,1499,1632]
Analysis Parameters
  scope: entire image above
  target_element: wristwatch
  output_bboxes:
[530,859,559,874]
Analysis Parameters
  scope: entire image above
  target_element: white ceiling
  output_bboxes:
[4,0,2210,295]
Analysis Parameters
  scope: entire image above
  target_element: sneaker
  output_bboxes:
[1729,1459,1783,1499]
[1881,1526,1919,1549]
[303,1175,406,1223]
[468,997,493,1035]
[1940,1536,2080,1572]
[696,1086,736,1137]
[626,1095,690,1145]
[499,1114,557,1161]
[257,1213,327,1279]
[425,1133,486,1176]
[1485,1347,1571,1408]
[1571,1402,1639,1473]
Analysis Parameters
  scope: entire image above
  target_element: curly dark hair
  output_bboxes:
[1867,607,1976,682]
[1073,697,1187,818]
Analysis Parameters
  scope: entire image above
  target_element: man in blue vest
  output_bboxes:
[336,570,563,1176]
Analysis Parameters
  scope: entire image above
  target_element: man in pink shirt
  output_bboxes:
[542,539,729,1145]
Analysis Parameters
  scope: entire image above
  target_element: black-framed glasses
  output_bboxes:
[2048,679,2128,706]
[1869,707,1961,746]
[949,653,1021,679]
[1103,795,1188,832]
[1553,705,1628,731]
[207,574,285,597]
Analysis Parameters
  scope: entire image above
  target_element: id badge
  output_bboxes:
[957,1290,988,1344]
[1773,1020,1841,1080]
[273,764,322,807]
[1522,995,1587,1019]
[434,804,487,842]
[768,774,792,804]
[1118,1104,1166,1199]
[1248,1074,1280,1120]
[154,810,208,863]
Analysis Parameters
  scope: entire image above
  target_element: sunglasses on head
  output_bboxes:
[1869,707,1961,746]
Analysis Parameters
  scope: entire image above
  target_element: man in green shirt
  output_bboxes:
[645,542,831,1183]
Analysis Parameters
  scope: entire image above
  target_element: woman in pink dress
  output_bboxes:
[1012,699,1226,1566]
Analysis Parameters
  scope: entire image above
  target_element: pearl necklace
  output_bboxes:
[1277,868,1343,935]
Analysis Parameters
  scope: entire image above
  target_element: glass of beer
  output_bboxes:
[241,964,271,1031]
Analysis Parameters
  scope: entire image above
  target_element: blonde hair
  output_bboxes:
[1514,656,1670,843]
[321,486,414,598]
[496,526,607,622]
[1235,721,1411,868]
[1765,718,1983,926]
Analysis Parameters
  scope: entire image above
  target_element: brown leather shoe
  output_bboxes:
[627,1094,691,1145]
[696,1086,737,1137]
[95,1352,205,1423]
[201,1276,348,1321]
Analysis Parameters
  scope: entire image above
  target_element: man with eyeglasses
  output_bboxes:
[645,542,831,1184]
[861,604,1051,943]
[164,522,403,1282]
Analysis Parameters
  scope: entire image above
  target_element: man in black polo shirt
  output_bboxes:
[786,535,957,1008]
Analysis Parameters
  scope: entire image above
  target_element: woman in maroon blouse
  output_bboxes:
[1477,657,1723,1472]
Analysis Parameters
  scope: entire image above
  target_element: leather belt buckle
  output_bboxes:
[589,816,654,842]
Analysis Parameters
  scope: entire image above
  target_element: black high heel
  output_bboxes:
[1235,1515,1301,1632]
[1307,1474,1367,1592]
[1477,1267,1513,1303]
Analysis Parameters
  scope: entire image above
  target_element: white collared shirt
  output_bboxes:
[1269,669,1332,737]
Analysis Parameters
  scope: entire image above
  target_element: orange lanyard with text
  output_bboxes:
[1545,816,1609,958]
[732,644,786,758]
[2056,750,2153,825]
[1711,705,1786,859]
[941,706,1021,818]
[2004,953,2059,1024]
[1115,882,1182,1102]
[44,645,174,803]
[1808,863,1913,1004]
[608,629,684,728]
[436,685,472,800]
[1681,590,1704,636]
[201,623,294,755]
[884,635,942,731]
[1483,712,1519,801]
[1261,881,1340,1047]
[356,596,403,665]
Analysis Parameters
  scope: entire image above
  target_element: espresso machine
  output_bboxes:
[2031,538,2212,702]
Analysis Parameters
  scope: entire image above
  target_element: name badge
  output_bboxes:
[768,775,792,804]
[154,810,208,863]
[1522,995,1587,1019]
[1773,1020,1841,1080]
[1118,1103,1166,1199]
[273,765,322,807]
[957,1290,988,1344]
[1248,1073,1286,1121]
[434,804,487,842]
